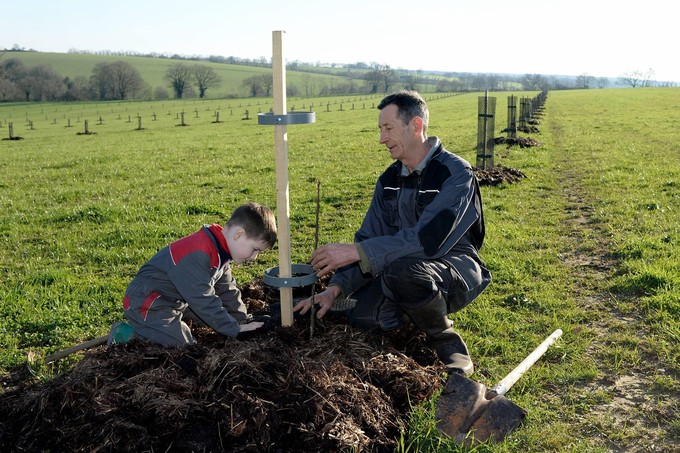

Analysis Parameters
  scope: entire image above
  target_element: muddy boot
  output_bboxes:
[403,293,474,376]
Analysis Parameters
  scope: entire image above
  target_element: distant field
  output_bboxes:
[0,88,678,451]
[2,51,358,98]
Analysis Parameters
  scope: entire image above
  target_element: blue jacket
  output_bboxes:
[330,137,491,310]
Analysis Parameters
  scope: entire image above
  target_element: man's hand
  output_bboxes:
[310,243,360,277]
[293,286,341,319]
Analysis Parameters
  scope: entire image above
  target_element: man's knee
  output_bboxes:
[345,281,404,331]
[382,257,438,304]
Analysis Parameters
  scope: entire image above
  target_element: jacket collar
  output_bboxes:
[400,136,441,176]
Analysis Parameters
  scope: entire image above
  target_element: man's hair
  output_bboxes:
[377,90,429,134]
[226,202,277,246]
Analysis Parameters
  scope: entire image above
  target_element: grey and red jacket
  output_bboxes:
[123,224,245,337]
[330,136,491,310]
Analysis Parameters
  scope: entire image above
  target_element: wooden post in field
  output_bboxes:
[272,30,294,327]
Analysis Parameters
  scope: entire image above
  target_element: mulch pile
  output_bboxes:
[474,165,527,186]
[494,136,540,148]
[0,280,445,452]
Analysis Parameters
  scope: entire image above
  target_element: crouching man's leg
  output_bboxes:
[345,278,405,332]
[382,257,474,376]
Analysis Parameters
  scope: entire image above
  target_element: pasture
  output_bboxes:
[0,88,678,451]
[3,51,360,99]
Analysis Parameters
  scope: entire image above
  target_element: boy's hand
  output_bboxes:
[235,320,265,340]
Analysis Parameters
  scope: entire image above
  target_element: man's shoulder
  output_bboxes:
[433,145,472,170]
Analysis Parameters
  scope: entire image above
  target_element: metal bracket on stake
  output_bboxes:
[263,264,318,288]
[258,112,315,126]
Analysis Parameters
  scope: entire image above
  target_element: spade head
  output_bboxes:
[435,372,527,445]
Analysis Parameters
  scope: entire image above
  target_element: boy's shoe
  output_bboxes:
[107,321,135,345]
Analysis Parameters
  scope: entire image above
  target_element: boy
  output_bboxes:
[120,202,277,346]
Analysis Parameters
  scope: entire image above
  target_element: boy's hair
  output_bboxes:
[377,90,429,135]
[226,202,277,246]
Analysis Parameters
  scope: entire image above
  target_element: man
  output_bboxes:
[294,90,491,376]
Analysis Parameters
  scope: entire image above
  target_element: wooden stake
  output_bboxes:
[272,30,294,327]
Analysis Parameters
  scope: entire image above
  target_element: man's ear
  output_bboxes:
[411,116,424,136]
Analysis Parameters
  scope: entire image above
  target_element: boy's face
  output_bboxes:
[226,226,270,264]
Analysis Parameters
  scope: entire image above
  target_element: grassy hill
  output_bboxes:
[1,51,360,99]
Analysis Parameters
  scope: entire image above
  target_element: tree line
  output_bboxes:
[2,49,671,103]
[0,57,221,102]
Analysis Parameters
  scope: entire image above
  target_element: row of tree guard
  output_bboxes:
[476,90,549,170]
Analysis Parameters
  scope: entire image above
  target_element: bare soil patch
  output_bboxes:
[474,165,527,186]
[494,136,540,148]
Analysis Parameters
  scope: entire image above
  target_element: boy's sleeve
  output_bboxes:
[215,267,249,322]
[167,252,241,337]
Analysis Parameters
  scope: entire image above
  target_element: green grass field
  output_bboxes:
[0,88,678,451]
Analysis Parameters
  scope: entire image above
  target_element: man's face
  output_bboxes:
[378,104,414,161]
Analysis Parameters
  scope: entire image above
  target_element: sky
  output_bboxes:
[2,0,678,82]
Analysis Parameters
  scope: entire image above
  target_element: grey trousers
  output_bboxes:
[347,256,462,331]
[123,281,247,347]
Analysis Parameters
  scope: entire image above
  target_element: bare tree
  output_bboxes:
[192,64,220,98]
[241,74,273,97]
[521,74,549,91]
[403,74,418,91]
[15,64,64,101]
[109,61,143,99]
[364,69,383,93]
[381,67,400,93]
[0,77,21,101]
[89,61,143,100]
[301,74,314,96]
[90,62,115,99]
[576,73,594,89]
[641,68,655,87]
[618,70,654,88]
[436,78,459,93]
[596,77,610,89]
[259,74,273,96]
[63,75,91,101]
[363,64,401,93]
[154,86,170,100]
[0,58,26,83]
[165,63,192,98]
[242,75,262,97]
